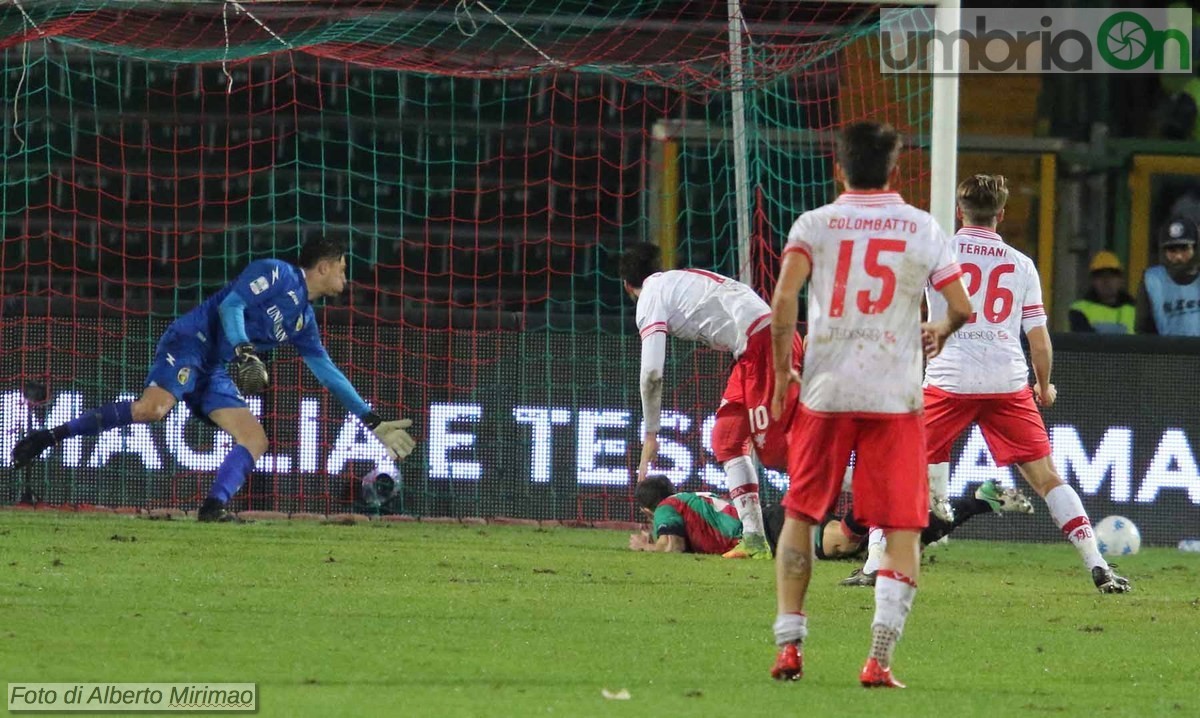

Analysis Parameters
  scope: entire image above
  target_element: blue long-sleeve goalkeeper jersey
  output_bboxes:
[164,258,370,417]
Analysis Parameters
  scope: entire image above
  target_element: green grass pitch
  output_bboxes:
[2,512,1197,717]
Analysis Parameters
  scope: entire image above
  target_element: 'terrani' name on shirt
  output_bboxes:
[826,217,920,234]
[959,242,1007,257]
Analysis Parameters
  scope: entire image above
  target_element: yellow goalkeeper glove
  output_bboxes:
[362,412,416,460]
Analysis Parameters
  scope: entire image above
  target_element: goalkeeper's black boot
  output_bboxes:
[11,430,55,469]
[839,568,877,587]
[1092,564,1131,594]
[197,497,242,523]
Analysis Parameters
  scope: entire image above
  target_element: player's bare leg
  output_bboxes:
[771,515,813,680]
[200,408,269,523]
[11,386,176,469]
[861,528,919,688]
[1016,456,1130,593]
[130,386,178,423]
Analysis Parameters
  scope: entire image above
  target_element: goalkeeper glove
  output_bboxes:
[362,411,416,460]
[228,343,270,395]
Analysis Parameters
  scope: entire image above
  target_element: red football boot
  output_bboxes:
[859,657,906,688]
[770,643,803,681]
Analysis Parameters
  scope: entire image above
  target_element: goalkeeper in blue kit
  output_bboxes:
[10,237,415,522]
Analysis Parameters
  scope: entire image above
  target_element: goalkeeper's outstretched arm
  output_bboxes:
[302,352,416,460]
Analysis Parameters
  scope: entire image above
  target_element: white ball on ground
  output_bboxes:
[361,469,398,508]
[1095,515,1141,557]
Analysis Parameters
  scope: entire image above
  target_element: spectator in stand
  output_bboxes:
[1136,216,1200,336]
[1068,251,1135,334]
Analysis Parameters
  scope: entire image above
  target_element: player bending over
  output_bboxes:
[11,238,415,522]
[628,475,1030,562]
[618,244,803,559]
[768,121,973,687]
[923,174,1130,594]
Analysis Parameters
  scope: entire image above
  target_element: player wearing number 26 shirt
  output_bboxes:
[923,174,1130,595]
[618,243,803,559]
[766,122,973,687]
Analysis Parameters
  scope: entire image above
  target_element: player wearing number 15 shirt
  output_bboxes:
[766,122,973,687]
[923,174,1130,595]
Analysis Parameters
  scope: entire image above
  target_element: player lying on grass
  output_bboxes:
[628,475,1031,561]
[836,479,1034,587]
[627,475,785,555]
[923,175,1131,595]
[10,237,415,522]
[619,243,802,559]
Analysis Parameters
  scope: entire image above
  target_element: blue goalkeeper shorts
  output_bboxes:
[145,329,247,424]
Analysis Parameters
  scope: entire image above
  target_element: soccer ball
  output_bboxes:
[361,469,398,508]
[1095,515,1141,557]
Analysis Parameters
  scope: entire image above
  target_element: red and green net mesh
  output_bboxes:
[0,1,931,519]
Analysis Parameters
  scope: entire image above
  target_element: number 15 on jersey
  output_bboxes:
[830,238,907,317]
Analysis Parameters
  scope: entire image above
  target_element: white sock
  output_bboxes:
[871,571,917,667]
[862,528,885,575]
[928,462,950,501]
[773,612,807,646]
[724,456,765,536]
[1045,484,1106,570]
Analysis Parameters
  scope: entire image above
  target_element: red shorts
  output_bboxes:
[719,327,802,471]
[924,385,1051,467]
[783,407,928,531]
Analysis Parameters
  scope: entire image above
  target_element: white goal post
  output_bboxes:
[654,0,962,281]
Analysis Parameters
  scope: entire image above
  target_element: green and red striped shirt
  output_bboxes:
[652,492,742,554]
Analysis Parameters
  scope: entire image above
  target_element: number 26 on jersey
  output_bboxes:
[960,262,1015,323]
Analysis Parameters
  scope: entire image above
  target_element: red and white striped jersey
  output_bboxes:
[784,191,961,414]
[635,268,771,358]
[924,226,1047,394]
